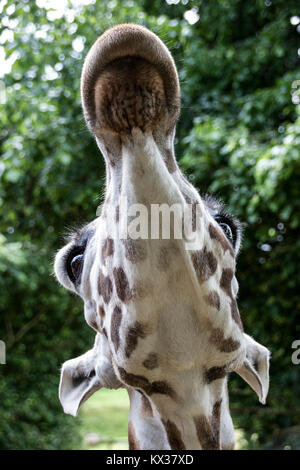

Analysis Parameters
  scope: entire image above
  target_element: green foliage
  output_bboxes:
[0,0,299,449]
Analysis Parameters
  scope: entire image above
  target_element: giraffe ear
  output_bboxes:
[235,334,270,405]
[59,333,121,416]
[59,347,102,417]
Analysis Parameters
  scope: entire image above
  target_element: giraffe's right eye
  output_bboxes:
[214,214,237,248]
[66,248,85,283]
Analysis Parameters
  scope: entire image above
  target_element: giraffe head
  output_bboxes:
[54,24,270,449]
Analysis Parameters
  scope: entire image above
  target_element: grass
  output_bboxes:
[78,388,130,450]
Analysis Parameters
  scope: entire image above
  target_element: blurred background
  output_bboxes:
[0,0,300,450]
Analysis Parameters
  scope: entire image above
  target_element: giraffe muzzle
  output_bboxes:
[81,24,180,135]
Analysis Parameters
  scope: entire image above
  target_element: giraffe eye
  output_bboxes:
[66,248,85,283]
[214,215,236,246]
[219,222,233,243]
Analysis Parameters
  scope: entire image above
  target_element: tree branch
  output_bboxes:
[6,311,44,350]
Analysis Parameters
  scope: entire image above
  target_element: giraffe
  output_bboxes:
[54,24,270,450]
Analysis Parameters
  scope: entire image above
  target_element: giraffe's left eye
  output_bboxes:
[66,248,85,283]
[219,222,233,243]
[214,215,235,245]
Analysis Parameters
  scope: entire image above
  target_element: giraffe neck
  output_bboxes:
[101,128,199,198]
[127,381,235,450]
[95,132,240,449]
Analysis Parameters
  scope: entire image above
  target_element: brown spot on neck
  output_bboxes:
[204,365,227,384]
[143,352,158,370]
[102,237,114,261]
[191,247,218,283]
[211,399,222,448]
[194,400,222,450]
[162,419,186,450]
[98,305,105,319]
[204,290,220,311]
[98,270,113,304]
[110,305,122,352]
[220,268,234,298]
[194,415,219,450]
[209,328,241,353]
[125,321,147,358]
[113,267,131,302]
[118,367,178,401]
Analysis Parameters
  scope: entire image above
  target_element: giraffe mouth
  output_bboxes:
[93,56,166,134]
[81,24,180,135]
